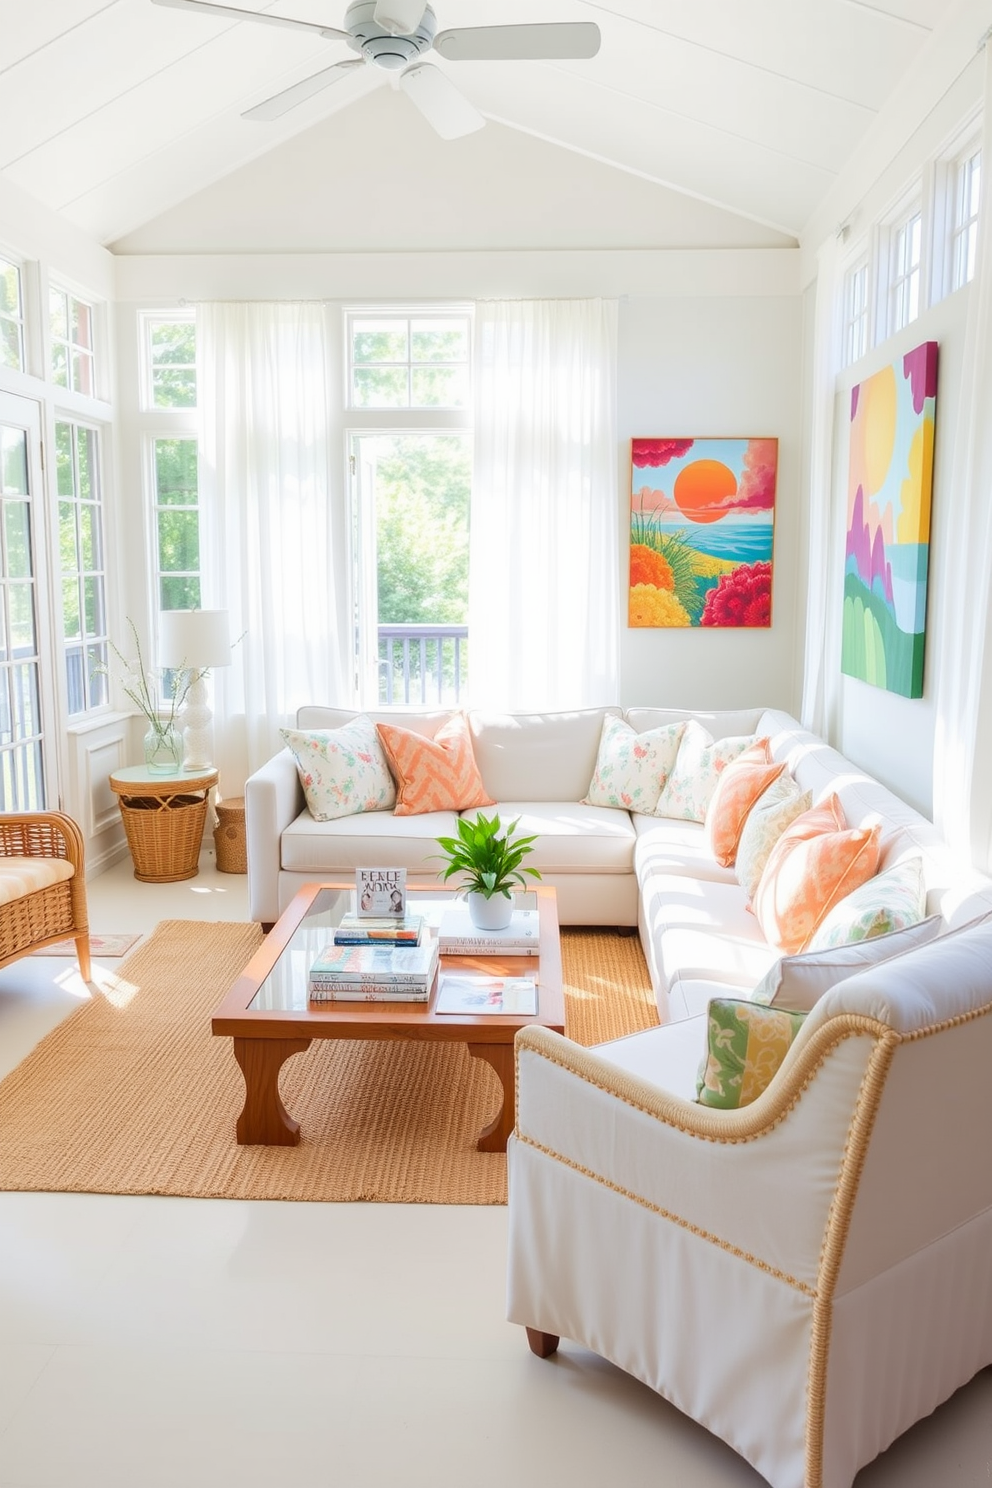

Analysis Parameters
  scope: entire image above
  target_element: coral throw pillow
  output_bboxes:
[752,794,882,955]
[376,713,495,817]
[704,738,785,867]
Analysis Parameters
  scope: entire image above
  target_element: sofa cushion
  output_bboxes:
[653,720,752,822]
[593,1018,707,1103]
[806,856,927,950]
[705,738,785,867]
[750,914,944,1012]
[582,714,685,812]
[281,807,460,874]
[468,708,618,802]
[735,773,812,902]
[696,999,807,1109]
[641,873,781,997]
[633,814,738,885]
[377,713,494,816]
[467,802,636,875]
[0,856,75,905]
[280,716,396,822]
[752,795,882,954]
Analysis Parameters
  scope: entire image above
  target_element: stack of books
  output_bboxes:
[437,905,540,955]
[333,912,424,946]
[308,936,439,1002]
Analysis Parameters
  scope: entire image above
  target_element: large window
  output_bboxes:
[145,316,196,409]
[56,421,108,716]
[348,311,470,409]
[950,147,982,292]
[153,437,201,611]
[0,256,24,373]
[50,285,95,395]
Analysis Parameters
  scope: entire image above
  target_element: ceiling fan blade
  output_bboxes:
[151,0,349,43]
[434,22,600,62]
[372,0,426,36]
[243,57,364,119]
[399,63,484,140]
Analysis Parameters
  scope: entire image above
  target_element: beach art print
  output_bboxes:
[629,438,777,627]
[841,342,937,698]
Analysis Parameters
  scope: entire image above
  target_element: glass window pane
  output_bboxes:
[79,503,98,569]
[83,575,103,636]
[5,501,32,577]
[153,368,196,408]
[12,662,40,737]
[59,502,78,572]
[50,288,67,340]
[71,298,92,350]
[352,319,408,363]
[0,261,20,317]
[411,321,468,362]
[62,577,81,640]
[411,365,467,408]
[55,423,74,496]
[158,509,200,571]
[353,366,408,408]
[72,351,94,397]
[1,426,28,495]
[8,583,36,652]
[51,343,69,388]
[65,647,85,717]
[87,643,109,708]
[151,321,196,365]
[155,439,198,502]
[160,575,201,610]
[76,427,94,499]
[0,318,21,371]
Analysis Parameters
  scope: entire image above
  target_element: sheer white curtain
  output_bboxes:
[197,302,351,786]
[933,48,992,869]
[468,298,619,712]
[800,233,844,739]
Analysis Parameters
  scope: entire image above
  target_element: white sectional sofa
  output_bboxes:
[245,703,992,1013]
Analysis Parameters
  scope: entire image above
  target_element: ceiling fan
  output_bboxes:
[151,0,600,139]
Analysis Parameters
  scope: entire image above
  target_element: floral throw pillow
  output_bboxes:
[696,998,807,1109]
[281,715,396,823]
[735,773,812,902]
[653,721,752,823]
[582,715,685,812]
[806,856,927,951]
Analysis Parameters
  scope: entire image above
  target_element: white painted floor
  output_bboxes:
[0,850,989,1487]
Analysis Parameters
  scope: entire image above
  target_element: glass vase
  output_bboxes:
[143,722,183,775]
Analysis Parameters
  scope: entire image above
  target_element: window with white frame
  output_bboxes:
[950,146,981,292]
[889,206,923,334]
[56,421,108,716]
[0,255,24,373]
[144,314,196,410]
[346,307,472,704]
[153,437,201,611]
[842,258,870,366]
[50,285,95,395]
[140,312,202,621]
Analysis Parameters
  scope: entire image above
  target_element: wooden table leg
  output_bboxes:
[232,1036,312,1145]
[467,1042,515,1153]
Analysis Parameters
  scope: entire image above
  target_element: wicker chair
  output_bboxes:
[0,812,91,981]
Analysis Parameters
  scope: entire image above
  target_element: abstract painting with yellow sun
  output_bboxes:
[629,437,777,628]
[842,342,937,698]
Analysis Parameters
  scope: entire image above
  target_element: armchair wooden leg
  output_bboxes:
[75,933,92,983]
[526,1327,560,1358]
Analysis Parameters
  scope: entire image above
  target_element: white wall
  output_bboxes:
[617,293,804,712]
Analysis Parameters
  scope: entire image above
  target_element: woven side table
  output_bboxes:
[109,766,219,883]
[214,795,247,874]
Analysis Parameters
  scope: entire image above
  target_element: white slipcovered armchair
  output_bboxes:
[507,917,992,1488]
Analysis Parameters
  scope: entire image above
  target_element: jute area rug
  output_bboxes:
[0,919,658,1206]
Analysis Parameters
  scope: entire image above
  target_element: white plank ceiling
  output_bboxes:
[0,0,955,246]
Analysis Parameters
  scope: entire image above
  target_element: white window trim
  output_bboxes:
[137,307,197,415]
[344,302,473,416]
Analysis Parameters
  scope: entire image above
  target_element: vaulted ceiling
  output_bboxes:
[0,0,961,249]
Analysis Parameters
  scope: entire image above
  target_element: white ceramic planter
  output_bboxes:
[466,890,514,931]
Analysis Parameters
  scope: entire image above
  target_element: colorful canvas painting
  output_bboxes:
[629,438,777,627]
[841,342,937,698]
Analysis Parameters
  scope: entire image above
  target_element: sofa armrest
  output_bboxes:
[245,749,304,923]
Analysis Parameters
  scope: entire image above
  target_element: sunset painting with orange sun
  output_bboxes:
[629,437,778,627]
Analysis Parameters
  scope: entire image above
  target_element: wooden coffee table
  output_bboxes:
[212,883,564,1152]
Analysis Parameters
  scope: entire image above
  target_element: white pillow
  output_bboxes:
[735,773,812,901]
[751,914,943,1012]
[653,720,752,823]
[582,715,685,812]
[281,715,396,822]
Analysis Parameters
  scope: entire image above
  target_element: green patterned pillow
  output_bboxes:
[806,856,926,951]
[696,999,807,1109]
[735,773,812,900]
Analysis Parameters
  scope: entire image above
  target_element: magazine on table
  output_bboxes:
[333,912,424,946]
[356,867,407,917]
[310,938,438,985]
[437,906,539,955]
[435,973,538,1016]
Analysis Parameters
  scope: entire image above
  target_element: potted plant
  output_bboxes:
[434,811,542,930]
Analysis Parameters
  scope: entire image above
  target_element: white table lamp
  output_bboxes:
[158,609,231,770]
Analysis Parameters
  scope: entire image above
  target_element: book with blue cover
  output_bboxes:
[310,937,438,986]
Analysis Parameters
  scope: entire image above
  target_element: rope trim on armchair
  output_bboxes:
[515,1131,818,1298]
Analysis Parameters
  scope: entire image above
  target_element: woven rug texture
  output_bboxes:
[0,919,658,1205]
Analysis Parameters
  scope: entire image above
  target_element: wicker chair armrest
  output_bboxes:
[0,811,87,873]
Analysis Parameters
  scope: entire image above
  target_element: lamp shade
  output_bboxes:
[158,609,231,670]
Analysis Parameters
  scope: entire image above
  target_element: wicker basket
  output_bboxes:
[118,793,208,883]
[214,796,247,874]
